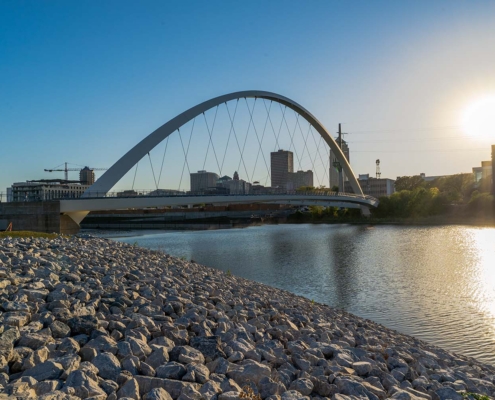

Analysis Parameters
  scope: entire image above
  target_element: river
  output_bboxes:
[108,224,495,365]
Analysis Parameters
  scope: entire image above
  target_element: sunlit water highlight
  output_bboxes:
[111,224,495,365]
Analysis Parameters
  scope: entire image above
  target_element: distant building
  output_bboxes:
[287,170,314,190]
[9,181,90,202]
[217,175,232,185]
[329,139,349,188]
[473,159,493,193]
[346,174,395,198]
[79,167,95,185]
[224,179,251,194]
[271,150,293,188]
[5,188,12,202]
[190,170,220,192]
[217,171,251,194]
[420,173,447,182]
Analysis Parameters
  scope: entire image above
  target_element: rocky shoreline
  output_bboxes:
[0,235,494,400]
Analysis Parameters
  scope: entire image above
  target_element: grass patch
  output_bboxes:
[0,231,60,239]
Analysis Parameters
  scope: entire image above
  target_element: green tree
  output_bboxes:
[394,175,425,192]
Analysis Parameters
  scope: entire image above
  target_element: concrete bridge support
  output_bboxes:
[0,201,80,234]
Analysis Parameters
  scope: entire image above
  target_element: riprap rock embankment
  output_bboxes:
[0,236,494,400]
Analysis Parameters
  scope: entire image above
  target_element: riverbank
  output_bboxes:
[0,235,494,399]
[287,213,495,227]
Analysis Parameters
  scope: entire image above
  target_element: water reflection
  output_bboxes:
[113,224,495,365]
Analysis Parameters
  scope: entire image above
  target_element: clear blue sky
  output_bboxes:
[1,1,495,192]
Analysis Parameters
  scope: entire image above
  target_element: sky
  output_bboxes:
[1,0,495,193]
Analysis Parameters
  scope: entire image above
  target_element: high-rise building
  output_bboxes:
[287,170,314,190]
[329,140,349,189]
[79,167,95,185]
[190,170,220,192]
[271,150,293,188]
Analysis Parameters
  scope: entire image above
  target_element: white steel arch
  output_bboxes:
[84,90,363,197]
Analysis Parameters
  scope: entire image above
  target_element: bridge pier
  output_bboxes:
[0,201,80,234]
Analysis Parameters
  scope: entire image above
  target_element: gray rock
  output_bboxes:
[289,378,313,396]
[67,315,98,336]
[23,360,64,381]
[227,360,271,386]
[189,336,226,362]
[144,387,174,400]
[0,327,19,361]
[435,387,463,400]
[146,347,170,369]
[156,362,187,380]
[352,361,372,376]
[92,352,122,381]
[141,362,156,377]
[134,376,201,398]
[63,369,107,398]
[18,332,54,349]
[184,362,210,384]
[280,390,309,400]
[259,376,286,398]
[177,346,206,364]
[177,384,203,400]
[218,391,242,400]
[117,377,140,399]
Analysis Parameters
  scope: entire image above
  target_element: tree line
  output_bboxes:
[372,173,494,219]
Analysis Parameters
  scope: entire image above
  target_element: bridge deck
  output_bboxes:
[60,192,379,213]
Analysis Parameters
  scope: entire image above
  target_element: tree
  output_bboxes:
[394,175,425,192]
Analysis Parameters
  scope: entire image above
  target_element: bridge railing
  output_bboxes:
[64,189,378,203]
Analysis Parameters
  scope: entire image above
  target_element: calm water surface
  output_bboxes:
[111,224,495,365]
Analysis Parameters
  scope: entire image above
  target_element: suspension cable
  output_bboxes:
[237,98,257,173]
[275,104,286,151]
[262,100,280,152]
[178,120,194,191]
[279,104,303,171]
[248,98,271,183]
[132,162,139,190]
[201,107,221,188]
[221,100,239,174]
[148,152,158,190]
[225,101,250,180]
[157,136,169,188]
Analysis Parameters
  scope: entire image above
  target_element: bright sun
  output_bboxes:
[462,95,495,140]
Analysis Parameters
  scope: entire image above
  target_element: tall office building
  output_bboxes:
[79,167,95,185]
[190,170,220,192]
[271,150,293,188]
[329,139,350,189]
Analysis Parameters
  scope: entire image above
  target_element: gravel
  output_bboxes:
[0,234,494,400]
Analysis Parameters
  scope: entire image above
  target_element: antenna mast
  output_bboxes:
[376,159,381,179]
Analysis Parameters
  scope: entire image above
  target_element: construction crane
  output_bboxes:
[44,162,108,181]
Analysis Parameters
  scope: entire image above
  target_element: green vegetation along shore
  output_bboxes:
[291,174,494,226]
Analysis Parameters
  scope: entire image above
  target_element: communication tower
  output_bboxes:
[376,159,381,179]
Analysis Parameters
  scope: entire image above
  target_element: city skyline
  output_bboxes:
[1,1,495,193]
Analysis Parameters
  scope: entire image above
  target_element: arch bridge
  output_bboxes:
[62,91,377,225]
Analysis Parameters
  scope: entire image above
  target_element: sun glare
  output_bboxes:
[462,95,495,140]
